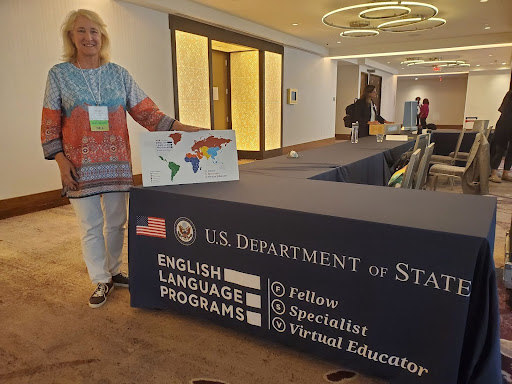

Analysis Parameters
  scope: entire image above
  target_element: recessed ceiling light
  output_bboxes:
[502,62,507,65]
[484,26,491,30]
[476,64,481,67]
[480,0,488,2]
[387,61,391,63]
[336,41,341,44]
[489,54,493,56]
[292,23,299,26]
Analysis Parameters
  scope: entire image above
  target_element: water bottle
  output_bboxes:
[351,122,359,143]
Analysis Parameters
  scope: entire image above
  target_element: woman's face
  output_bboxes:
[69,15,102,61]
[370,88,377,101]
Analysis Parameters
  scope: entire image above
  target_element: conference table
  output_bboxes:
[239,138,413,185]
[128,137,500,384]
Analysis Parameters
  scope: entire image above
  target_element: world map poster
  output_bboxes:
[139,130,239,187]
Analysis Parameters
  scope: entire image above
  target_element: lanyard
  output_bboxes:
[77,60,102,106]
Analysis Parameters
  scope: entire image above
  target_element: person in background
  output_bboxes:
[490,90,512,183]
[415,96,421,128]
[41,9,203,308]
[353,84,388,137]
[419,98,429,134]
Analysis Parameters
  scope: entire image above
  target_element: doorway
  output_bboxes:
[211,50,230,130]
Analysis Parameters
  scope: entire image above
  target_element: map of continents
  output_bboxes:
[158,133,232,181]
[185,136,232,173]
[158,132,182,181]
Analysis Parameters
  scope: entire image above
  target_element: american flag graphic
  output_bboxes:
[136,216,166,238]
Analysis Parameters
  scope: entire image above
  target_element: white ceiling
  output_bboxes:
[130,0,512,76]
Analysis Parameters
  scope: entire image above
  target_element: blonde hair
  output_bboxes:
[61,9,110,65]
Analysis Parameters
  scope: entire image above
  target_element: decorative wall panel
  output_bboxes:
[264,51,282,151]
[175,30,211,128]
[231,51,260,151]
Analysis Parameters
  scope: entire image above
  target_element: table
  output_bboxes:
[128,142,500,384]
[239,137,413,185]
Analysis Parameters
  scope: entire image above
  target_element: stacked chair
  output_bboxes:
[429,132,490,194]
[414,143,435,190]
[448,120,491,161]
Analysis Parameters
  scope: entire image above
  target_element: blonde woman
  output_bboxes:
[41,9,202,308]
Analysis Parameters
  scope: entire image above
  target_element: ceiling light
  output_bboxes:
[359,6,411,19]
[377,17,423,29]
[340,29,380,37]
[380,17,446,32]
[484,26,491,30]
[503,62,507,65]
[328,43,512,60]
[476,64,481,67]
[401,58,470,68]
[322,2,438,29]
[415,77,418,80]
[336,41,341,43]
[480,0,488,2]
[292,23,299,26]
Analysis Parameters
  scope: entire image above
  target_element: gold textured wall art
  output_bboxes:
[264,51,282,151]
[231,51,260,151]
[175,30,211,129]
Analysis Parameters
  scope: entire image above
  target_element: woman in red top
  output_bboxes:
[419,98,429,134]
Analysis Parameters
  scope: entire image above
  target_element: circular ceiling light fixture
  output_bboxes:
[359,6,411,19]
[377,17,423,29]
[402,58,470,68]
[322,1,438,29]
[379,17,446,32]
[340,29,380,37]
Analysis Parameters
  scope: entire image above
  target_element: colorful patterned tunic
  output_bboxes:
[41,62,175,198]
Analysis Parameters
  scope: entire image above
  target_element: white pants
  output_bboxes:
[70,192,128,284]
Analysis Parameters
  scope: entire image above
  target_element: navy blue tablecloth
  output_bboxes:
[129,175,500,384]
[239,138,413,185]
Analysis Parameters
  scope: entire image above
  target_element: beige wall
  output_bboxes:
[396,76,468,126]
[282,47,337,147]
[464,70,512,129]
[335,63,359,135]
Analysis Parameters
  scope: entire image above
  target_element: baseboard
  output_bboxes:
[335,134,351,141]
[0,176,144,220]
[0,190,70,220]
[1,138,336,220]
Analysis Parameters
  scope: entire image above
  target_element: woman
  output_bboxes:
[41,9,202,308]
[490,90,512,183]
[419,98,429,134]
[353,84,387,137]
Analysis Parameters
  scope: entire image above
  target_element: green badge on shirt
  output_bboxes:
[88,106,109,131]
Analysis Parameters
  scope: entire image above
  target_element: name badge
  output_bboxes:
[88,106,109,132]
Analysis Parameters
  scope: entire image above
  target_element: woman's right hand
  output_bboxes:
[55,152,79,190]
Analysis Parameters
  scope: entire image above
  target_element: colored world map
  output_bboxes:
[158,133,232,181]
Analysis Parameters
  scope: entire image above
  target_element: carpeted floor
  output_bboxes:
[1,174,511,384]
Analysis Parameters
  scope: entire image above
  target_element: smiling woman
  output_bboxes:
[40,9,203,310]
